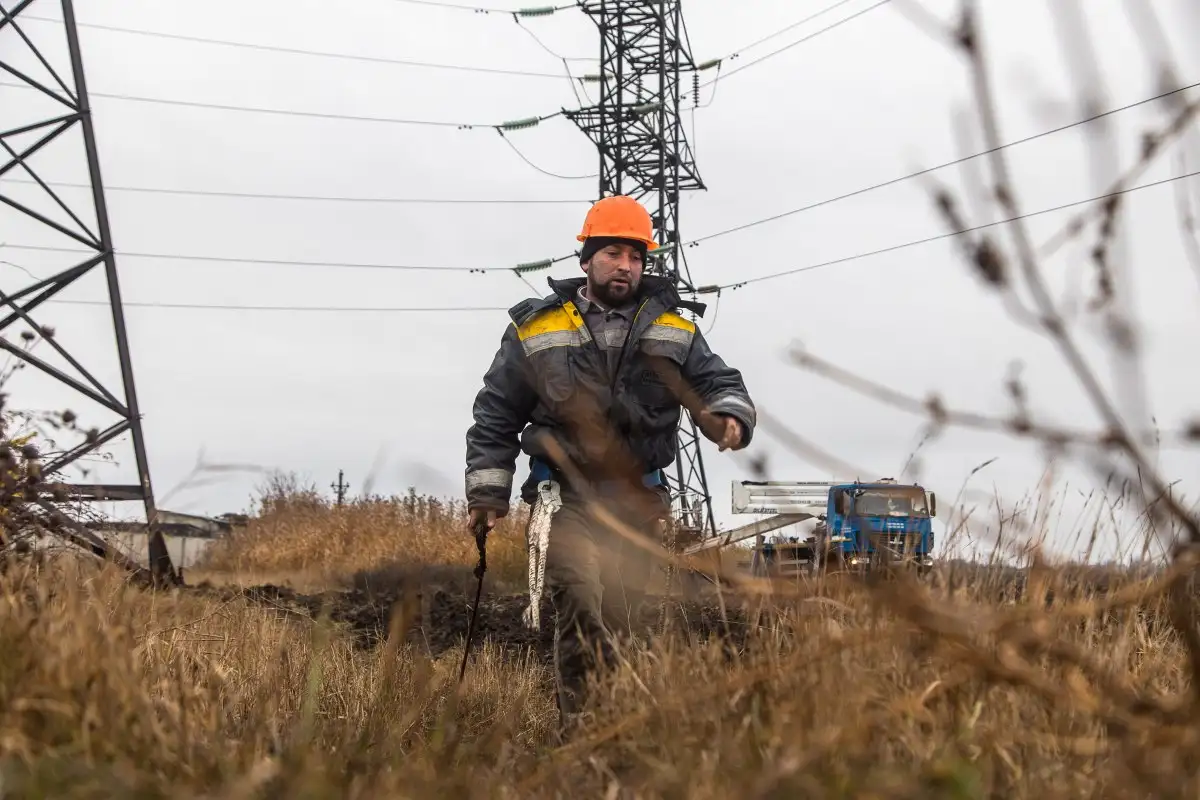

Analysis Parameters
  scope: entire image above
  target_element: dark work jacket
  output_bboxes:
[464,275,756,514]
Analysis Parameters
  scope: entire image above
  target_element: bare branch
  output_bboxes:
[755,408,872,480]
[1038,90,1200,259]
[1172,150,1200,290]
[786,344,1191,451]
[954,0,1200,543]
[1121,0,1189,103]
[889,0,958,45]
[929,178,1043,331]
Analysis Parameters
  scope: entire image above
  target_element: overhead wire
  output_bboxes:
[679,8,721,112]
[6,10,601,195]
[679,13,705,146]
[678,244,721,335]
[702,0,893,89]
[0,248,550,314]
[0,79,566,130]
[17,169,1194,309]
[390,0,578,15]
[710,167,1200,292]
[0,13,609,184]
[0,78,600,186]
[495,128,598,180]
[386,0,596,64]
[510,13,598,105]
[1,177,592,205]
[23,0,1165,312]
[513,268,548,296]
[16,176,1197,312]
[690,0,893,97]
[15,14,570,79]
[4,24,1191,292]
[683,79,1200,247]
[720,0,862,58]
[0,243,581,275]
[48,299,513,313]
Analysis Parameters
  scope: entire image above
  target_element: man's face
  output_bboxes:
[583,241,644,306]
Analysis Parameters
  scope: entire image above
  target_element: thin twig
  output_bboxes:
[951,2,1200,542]
[787,344,1191,450]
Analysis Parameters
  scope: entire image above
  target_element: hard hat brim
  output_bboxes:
[576,233,660,250]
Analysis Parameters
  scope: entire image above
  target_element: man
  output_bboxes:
[464,194,756,728]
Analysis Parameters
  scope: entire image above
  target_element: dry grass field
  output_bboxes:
[1,480,1199,799]
[1,2,1197,797]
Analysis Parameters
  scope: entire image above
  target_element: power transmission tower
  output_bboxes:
[566,0,715,541]
[0,1,177,584]
[331,470,349,506]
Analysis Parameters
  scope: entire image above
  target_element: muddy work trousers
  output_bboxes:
[544,483,670,718]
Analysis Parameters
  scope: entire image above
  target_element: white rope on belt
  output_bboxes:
[522,478,561,630]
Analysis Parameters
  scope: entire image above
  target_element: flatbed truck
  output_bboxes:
[685,478,937,577]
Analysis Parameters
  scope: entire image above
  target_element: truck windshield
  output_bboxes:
[852,487,929,517]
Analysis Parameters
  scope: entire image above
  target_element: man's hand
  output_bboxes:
[697,410,745,452]
[468,507,499,533]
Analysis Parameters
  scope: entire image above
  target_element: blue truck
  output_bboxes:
[685,479,937,577]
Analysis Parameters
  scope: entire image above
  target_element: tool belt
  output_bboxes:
[525,456,665,499]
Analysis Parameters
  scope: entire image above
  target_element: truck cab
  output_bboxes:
[699,478,937,577]
[818,479,935,570]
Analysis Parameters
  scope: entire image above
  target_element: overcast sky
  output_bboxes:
[1,0,1197,561]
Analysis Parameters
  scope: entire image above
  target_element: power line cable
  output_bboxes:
[684,79,1200,247]
[495,128,598,180]
[696,0,893,92]
[0,243,579,274]
[44,170,1194,311]
[722,0,862,58]
[0,79,567,130]
[511,14,597,104]
[1,177,591,205]
[712,167,1200,292]
[16,14,569,79]
[676,0,890,113]
[513,269,546,296]
[32,175,1199,310]
[551,1,867,111]
[14,175,1195,308]
[49,298,512,313]
[5,84,1194,283]
[695,0,859,73]
[512,12,582,61]
[390,0,577,15]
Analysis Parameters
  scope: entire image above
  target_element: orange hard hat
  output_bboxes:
[576,195,659,250]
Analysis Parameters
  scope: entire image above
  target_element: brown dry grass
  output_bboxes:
[1,487,1199,798]
[200,482,530,592]
[2,4,1198,797]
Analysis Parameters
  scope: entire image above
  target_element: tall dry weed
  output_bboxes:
[0,553,557,797]
[200,488,529,590]
[2,1,1200,797]
[6,539,1200,797]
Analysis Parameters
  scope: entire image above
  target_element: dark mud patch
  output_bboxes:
[195,571,760,665]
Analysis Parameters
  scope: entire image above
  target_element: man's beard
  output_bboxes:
[590,276,638,307]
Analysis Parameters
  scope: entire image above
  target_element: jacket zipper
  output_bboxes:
[613,297,651,390]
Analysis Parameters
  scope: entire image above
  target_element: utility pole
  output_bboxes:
[331,470,349,507]
[566,0,715,541]
[0,1,177,584]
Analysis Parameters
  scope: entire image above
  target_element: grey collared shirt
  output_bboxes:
[575,286,636,376]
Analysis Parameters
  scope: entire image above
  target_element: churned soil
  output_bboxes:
[194,564,757,664]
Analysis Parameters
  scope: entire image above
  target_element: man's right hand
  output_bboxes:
[468,507,498,533]
[696,409,745,451]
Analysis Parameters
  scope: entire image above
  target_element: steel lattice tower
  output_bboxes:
[566,0,714,540]
[0,0,177,583]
